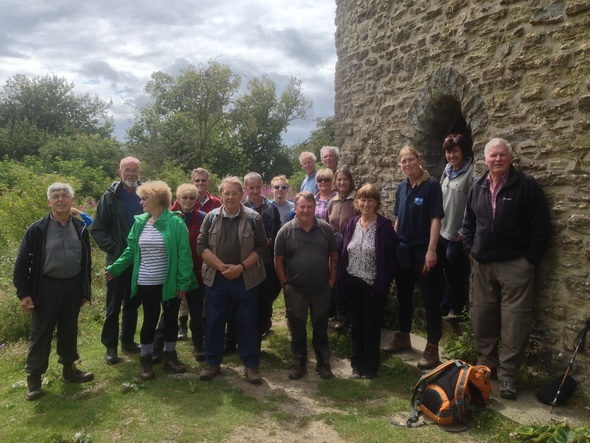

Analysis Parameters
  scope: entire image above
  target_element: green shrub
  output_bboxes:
[442,310,478,364]
[0,295,31,343]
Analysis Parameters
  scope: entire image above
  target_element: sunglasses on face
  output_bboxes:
[317,178,332,183]
[193,179,208,183]
[273,185,288,190]
[180,196,197,200]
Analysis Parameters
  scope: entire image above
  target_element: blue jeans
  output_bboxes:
[204,273,259,368]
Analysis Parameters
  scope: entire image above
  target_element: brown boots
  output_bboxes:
[140,355,155,380]
[381,331,411,353]
[417,342,441,370]
[62,363,94,383]
[163,351,187,374]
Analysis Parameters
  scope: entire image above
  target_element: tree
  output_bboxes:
[126,61,241,172]
[293,116,335,159]
[233,76,311,180]
[0,74,114,159]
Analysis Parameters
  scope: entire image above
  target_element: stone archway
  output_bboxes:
[406,66,488,176]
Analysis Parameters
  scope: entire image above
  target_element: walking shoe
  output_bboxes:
[288,365,307,380]
[500,380,517,400]
[244,367,263,385]
[381,331,411,353]
[199,363,221,381]
[194,345,205,362]
[121,341,141,353]
[350,369,362,379]
[163,350,188,374]
[316,363,334,380]
[26,374,42,401]
[417,342,441,370]
[105,347,120,365]
[177,317,188,340]
[62,363,94,383]
[140,355,155,380]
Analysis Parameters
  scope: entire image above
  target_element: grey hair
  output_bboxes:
[47,183,74,200]
[243,172,262,185]
[320,145,340,160]
[192,167,211,181]
[484,138,513,157]
[218,176,243,194]
[299,151,317,163]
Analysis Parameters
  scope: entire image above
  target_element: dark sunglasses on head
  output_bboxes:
[273,185,288,190]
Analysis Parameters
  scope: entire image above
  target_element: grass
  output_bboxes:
[0,244,572,443]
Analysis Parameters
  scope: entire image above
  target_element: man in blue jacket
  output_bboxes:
[462,138,550,400]
[91,156,143,364]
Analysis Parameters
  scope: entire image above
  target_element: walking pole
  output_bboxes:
[549,319,590,413]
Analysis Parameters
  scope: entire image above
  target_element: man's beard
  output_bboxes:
[123,179,138,189]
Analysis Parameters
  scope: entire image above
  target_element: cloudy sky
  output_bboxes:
[0,0,337,144]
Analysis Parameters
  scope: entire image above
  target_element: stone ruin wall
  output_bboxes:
[334,0,590,383]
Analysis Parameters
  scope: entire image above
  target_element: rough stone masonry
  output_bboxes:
[334,0,590,386]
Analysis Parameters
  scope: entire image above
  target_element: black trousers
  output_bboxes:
[138,285,180,345]
[346,274,387,376]
[155,286,205,350]
[26,275,83,375]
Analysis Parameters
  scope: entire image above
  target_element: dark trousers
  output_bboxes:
[257,263,281,341]
[155,286,205,350]
[138,285,180,345]
[205,273,259,368]
[101,267,141,348]
[394,247,443,344]
[25,275,83,375]
[284,285,332,366]
[346,274,387,376]
[439,237,470,314]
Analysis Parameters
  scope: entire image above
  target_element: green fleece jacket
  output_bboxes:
[107,209,198,301]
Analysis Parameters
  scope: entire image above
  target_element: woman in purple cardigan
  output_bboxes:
[337,183,398,379]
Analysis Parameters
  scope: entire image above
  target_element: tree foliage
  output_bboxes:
[0,74,114,160]
[127,61,240,173]
[127,61,311,180]
[233,76,311,180]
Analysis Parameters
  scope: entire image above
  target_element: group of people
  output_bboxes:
[14,137,550,402]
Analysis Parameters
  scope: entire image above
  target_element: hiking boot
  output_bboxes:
[417,342,441,370]
[177,317,188,340]
[26,374,42,401]
[62,363,94,383]
[194,345,205,362]
[288,365,307,380]
[244,367,263,385]
[316,363,334,380]
[163,351,187,374]
[382,331,411,353]
[105,347,120,365]
[500,380,517,400]
[200,363,221,381]
[121,341,141,353]
[140,355,155,380]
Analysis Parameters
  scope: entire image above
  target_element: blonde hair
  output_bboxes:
[316,168,334,182]
[271,175,289,186]
[176,183,198,199]
[399,145,430,185]
[137,181,172,208]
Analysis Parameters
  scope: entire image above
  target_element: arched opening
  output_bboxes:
[406,67,486,177]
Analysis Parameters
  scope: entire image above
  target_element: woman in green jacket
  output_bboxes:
[106,181,197,380]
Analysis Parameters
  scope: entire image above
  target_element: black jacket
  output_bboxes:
[91,180,140,265]
[13,214,92,302]
[462,165,550,265]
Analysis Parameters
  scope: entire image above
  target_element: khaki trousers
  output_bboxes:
[471,256,535,382]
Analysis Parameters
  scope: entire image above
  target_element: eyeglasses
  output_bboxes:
[193,179,208,183]
[322,154,336,159]
[180,196,197,200]
[317,178,332,183]
[140,196,150,202]
[50,194,72,201]
[273,185,288,190]
[222,192,241,198]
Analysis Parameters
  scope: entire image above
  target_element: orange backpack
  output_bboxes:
[407,359,492,427]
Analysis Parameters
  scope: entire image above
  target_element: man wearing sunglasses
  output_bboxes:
[189,168,221,213]
[269,175,295,226]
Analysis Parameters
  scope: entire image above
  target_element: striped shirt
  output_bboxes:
[138,222,167,285]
